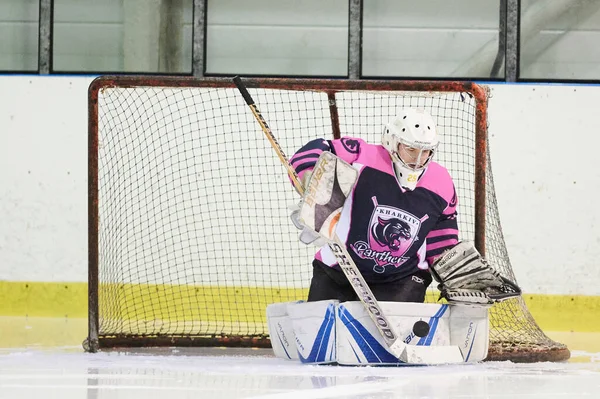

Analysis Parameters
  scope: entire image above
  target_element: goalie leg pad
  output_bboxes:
[287,300,338,364]
[336,301,462,365]
[449,305,489,362]
[266,301,301,360]
[269,301,487,365]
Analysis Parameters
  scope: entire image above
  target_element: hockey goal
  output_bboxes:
[86,76,569,362]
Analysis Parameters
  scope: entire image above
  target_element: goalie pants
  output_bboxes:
[307,260,433,303]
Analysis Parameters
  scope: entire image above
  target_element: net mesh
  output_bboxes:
[90,78,568,362]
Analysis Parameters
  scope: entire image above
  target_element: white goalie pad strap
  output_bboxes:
[266,301,301,360]
[287,300,338,364]
[299,152,358,242]
[336,301,488,365]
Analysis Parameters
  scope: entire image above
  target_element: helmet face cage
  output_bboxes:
[383,127,438,172]
[394,135,437,171]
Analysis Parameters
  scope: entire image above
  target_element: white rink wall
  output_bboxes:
[0,76,599,296]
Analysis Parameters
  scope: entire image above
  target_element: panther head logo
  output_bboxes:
[341,137,360,154]
[371,217,412,251]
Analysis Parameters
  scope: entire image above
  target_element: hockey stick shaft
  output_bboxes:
[233,77,304,194]
[233,76,409,360]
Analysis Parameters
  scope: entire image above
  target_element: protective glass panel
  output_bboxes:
[362,0,501,79]
[0,0,39,71]
[205,0,348,76]
[520,0,600,80]
[53,0,193,73]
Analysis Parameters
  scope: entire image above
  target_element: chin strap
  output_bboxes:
[393,162,425,191]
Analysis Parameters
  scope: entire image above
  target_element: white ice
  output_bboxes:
[0,347,599,399]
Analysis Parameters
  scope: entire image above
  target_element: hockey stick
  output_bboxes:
[233,76,463,364]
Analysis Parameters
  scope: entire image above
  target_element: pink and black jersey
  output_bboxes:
[290,136,459,283]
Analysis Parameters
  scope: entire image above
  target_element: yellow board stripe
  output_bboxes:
[0,281,88,318]
[521,294,600,332]
[1,281,599,332]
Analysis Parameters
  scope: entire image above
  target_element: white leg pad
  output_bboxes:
[268,300,489,365]
[266,301,301,360]
[336,301,487,365]
[449,305,490,362]
[287,300,338,364]
[337,302,455,365]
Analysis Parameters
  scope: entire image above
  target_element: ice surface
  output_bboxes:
[0,347,599,399]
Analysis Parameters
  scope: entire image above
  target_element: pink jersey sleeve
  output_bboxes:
[419,162,459,265]
[290,137,365,187]
[328,137,365,165]
[289,138,331,186]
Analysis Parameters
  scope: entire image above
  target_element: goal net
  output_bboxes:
[87,77,569,362]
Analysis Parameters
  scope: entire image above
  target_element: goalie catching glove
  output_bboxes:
[430,241,521,305]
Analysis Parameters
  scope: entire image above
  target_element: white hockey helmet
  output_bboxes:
[381,108,439,189]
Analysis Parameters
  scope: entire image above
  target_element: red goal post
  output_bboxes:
[87,76,569,362]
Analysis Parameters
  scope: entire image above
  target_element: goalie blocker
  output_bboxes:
[267,300,489,365]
